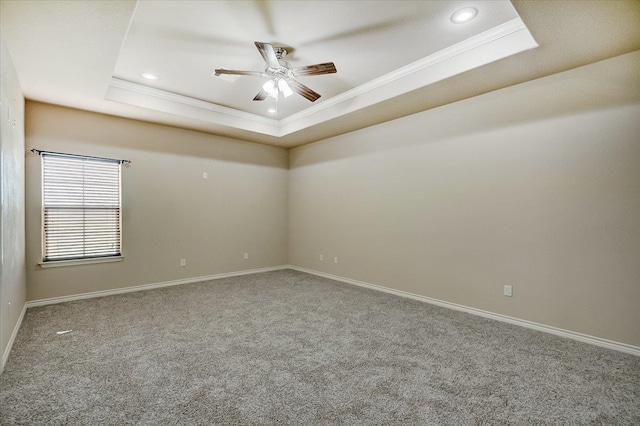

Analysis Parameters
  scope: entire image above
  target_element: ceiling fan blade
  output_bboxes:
[287,80,321,102]
[214,68,263,76]
[254,41,281,69]
[293,62,337,76]
[253,90,269,101]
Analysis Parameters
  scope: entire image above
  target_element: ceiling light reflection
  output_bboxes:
[451,8,477,24]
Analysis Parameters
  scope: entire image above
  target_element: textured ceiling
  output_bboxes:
[1,0,639,148]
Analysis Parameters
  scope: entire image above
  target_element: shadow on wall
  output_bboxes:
[290,51,640,167]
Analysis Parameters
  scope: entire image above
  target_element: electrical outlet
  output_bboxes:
[180,259,186,267]
[320,254,324,261]
[202,172,208,179]
[504,285,513,297]
[334,257,338,264]
[244,252,249,260]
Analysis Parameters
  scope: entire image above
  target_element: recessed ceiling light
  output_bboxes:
[142,72,159,80]
[451,7,477,24]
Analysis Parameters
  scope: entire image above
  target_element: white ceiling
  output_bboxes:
[1,1,640,148]
[113,1,521,119]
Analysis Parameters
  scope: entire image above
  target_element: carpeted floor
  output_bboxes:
[1,269,639,425]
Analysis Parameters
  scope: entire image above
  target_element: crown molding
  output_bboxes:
[280,18,531,125]
[108,78,275,125]
[106,17,537,139]
[106,78,280,135]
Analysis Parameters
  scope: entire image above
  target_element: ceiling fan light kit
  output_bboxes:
[261,79,292,100]
[278,79,293,98]
[214,41,337,103]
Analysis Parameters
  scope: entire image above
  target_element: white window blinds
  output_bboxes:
[42,152,122,262]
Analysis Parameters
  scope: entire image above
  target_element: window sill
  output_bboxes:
[38,256,124,269]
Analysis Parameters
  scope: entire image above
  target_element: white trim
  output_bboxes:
[26,265,288,308]
[15,265,638,368]
[280,18,530,125]
[2,303,27,373]
[38,255,124,269]
[105,83,279,136]
[109,78,277,126]
[106,17,537,139]
[287,265,640,357]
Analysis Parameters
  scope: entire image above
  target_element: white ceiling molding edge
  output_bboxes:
[105,79,278,135]
[280,18,531,125]
[105,17,537,138]
[278,18,537,136]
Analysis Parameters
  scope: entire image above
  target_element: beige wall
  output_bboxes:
[1,36,26,370]
[289,52,640,347]
[25,102,288,301]
[16,51,640,350]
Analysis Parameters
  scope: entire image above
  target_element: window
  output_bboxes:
[40,151,123,262]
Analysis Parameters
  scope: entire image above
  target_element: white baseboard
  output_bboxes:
[2,303,27,373]
[26,265,289,308]
[20,264,640,357]
[288,265,640,357]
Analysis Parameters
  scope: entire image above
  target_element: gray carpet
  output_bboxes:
[1,269,639,425]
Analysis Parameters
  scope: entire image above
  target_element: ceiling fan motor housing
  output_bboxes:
[214,41,333,102]
[273,46,288,59]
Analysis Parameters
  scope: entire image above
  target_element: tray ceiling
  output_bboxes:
[106,0,536,140]
[2,1,639,147]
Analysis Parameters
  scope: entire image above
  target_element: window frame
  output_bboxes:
[37,151,125,267]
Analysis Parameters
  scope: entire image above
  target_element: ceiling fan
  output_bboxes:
[214,41,337,102]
